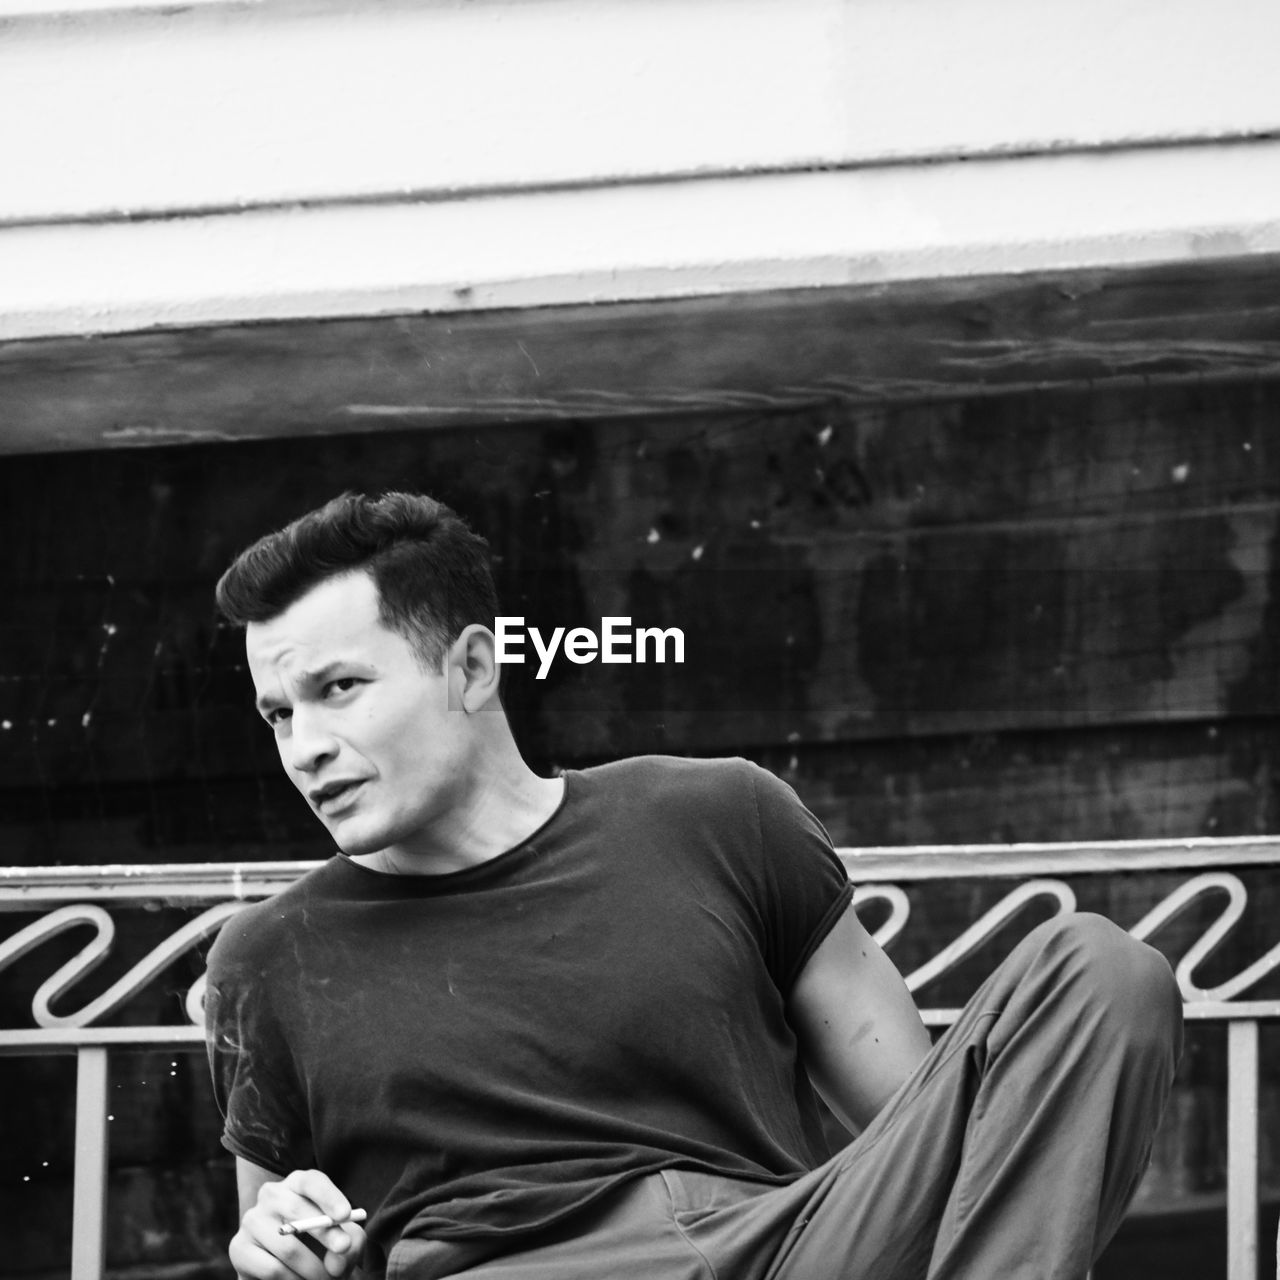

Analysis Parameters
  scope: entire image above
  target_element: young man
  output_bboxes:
[205,490,1182,1280]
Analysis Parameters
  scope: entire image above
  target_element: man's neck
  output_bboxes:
[352,762,565,876]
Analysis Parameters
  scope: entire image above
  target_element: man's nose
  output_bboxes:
[286,707,338,773]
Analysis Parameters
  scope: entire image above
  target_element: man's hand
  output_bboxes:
[231,1164,366,1280]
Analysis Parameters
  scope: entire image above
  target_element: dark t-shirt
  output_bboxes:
[205,755,852,1258]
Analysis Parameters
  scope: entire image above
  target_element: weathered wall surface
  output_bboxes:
[4,377,1278,860]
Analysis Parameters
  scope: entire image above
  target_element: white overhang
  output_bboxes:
[1,0,1278,449]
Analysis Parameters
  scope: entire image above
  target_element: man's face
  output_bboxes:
[245,569,466,858]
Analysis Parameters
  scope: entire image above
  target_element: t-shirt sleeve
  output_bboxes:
[204,912,315,1177]
[747,763,855,994]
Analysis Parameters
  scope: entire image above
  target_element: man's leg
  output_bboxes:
[675,913,1182,1280]
[920,912,1182,1277]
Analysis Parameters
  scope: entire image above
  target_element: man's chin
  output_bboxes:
[324,817,383,859]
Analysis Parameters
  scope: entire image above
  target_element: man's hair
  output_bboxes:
[215,491,499,670]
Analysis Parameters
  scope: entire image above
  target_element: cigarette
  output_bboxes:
[279,1207,367,1235]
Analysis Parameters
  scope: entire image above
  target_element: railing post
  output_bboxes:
[1226,1020,1259,1280]
[71,1045,109,1280]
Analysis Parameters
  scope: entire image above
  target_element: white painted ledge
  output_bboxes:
[2,141,1278,341]
[1,0,1278,224]
[0,0,239,16]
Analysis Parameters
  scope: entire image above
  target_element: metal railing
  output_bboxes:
[3,837,1278,1280]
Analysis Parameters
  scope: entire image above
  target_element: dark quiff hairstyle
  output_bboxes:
[215,491,499,670]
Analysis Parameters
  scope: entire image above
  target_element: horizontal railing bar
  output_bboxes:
[0,1026,207,1053]
[1181,1002,1280,1021]
[841,837,1280,881]
[5,838,1280,906]
[921,1005,1280,1027]
[0,861,314,907]
[3,1005,1275,1048]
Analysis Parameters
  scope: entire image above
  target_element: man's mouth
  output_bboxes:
[309,780,363,814]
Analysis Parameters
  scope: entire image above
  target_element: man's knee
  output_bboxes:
[1036,912,1183,1059]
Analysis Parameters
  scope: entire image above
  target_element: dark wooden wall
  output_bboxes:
[4,376,1279,861]
[2,369,1278,1276]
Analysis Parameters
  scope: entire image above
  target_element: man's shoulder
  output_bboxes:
[580,752,755,783]
[206,858,340,971]
[573,756,818,852]
[575,753,765,810]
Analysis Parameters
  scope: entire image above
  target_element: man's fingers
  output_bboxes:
[230,1226,330,1280]
[231,1170,364,1280]
[322,1223,366,1277]
[292,1209,364,1270]
[237,1187,339,1280]
[310,1220,356,1259]
[279,1169,353,1223]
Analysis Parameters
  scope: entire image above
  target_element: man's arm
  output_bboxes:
[229,1156,366,1280]
[236,1157,275,1219]
[786,902,932,1134]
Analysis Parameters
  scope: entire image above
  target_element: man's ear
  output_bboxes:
[447,624,501,713]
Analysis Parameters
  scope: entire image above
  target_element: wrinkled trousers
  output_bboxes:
[388,913,1183,1280]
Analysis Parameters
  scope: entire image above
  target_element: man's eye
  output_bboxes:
[325,678,359,697]
[264,708,291,727]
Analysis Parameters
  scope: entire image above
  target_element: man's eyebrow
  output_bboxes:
[253,661,354,713]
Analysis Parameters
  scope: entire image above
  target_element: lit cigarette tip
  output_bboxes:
[279,1207,367,1235]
